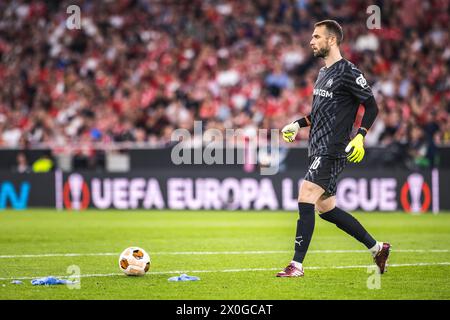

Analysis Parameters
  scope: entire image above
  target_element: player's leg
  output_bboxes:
[316,194,377,248]
[276,179,324,277]
[316,194,391,273]
[294,180,324,263]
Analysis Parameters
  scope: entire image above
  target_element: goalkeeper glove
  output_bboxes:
[345,133,365,163]
[281,121,300,143]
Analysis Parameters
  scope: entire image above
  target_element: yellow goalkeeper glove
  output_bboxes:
[281,122,300,143]
[345,133,365,163]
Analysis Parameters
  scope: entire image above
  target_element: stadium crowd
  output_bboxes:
[0,0,449,169]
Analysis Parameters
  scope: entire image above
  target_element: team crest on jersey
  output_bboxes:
[356,74,368,88]
[326,78,333,88]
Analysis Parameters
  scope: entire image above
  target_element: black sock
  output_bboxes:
[293,202,315,263]
[319,207,377,249]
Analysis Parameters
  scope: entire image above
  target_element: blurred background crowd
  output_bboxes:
[0,0,449,170]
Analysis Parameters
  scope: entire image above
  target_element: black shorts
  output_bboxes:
[304,155,347,196]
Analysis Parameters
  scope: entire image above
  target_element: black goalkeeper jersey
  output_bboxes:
[308,58,374,158]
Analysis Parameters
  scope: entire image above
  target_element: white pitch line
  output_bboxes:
[0,249,449,259]
[1,262,450,281]
[0,253,118,259]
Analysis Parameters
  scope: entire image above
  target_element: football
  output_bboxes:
[119,247,151,276]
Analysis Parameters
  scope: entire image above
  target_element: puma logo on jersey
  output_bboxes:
[313,88,333,98]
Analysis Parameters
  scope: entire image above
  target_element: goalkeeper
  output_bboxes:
[277,20,390,278]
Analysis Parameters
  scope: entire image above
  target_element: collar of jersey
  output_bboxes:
[323,58,344,71]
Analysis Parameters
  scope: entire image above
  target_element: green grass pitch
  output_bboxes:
[0,209,449,300]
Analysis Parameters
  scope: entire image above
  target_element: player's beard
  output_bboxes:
[313,45,330,58]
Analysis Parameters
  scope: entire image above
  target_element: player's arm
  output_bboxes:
[343,65,378,163]
[281,115,311,142]
[294,115,312,128]
[346,96,379,162]
[357,96,378,137]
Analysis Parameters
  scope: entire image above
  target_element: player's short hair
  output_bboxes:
[314,20,344,45]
